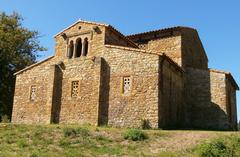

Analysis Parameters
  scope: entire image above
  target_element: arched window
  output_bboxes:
[68,41,74,58]
[76,38,82,57]
[83,38,88,56]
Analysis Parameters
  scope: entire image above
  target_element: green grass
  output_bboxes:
[0,124,239,157]
[123,129,148,141]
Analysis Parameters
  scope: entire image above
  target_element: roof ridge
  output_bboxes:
[127,26,196,38]
[54,19,110,38]
[107,25,139,48]
[53,19,139,48]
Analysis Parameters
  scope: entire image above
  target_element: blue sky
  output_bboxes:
[1,0,240,119]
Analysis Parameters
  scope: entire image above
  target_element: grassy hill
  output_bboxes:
[0,123,239,157]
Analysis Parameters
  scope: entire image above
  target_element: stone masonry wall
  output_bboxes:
[12,58,56,124]
[127,30,182,67]
[54,22,106,58]
[58,57,102,125]
[181,28,208,70]
[159,58,183,128]
[226,76,238,130]
[105,28,135,48]
[147,36,182,66]
[100,46,160,128]
[185,68,231,130]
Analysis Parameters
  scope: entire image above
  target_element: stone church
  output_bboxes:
[12,20,239,130]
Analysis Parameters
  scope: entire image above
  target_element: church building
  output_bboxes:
[12,20,239,130]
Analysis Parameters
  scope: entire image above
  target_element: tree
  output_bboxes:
[0,12,46,121]
[238,120,240,130]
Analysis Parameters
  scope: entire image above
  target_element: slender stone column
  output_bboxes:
[66,45,70,58]
[82,41,86,56]
[73,42,77,58]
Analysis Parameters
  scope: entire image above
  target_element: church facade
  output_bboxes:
[12,20,239,130]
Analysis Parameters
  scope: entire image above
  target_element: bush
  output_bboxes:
[59,138,71,147]
[195,138,232,157]
[63,127,89,137]
[123,129,148,141]
[16,139,28,148]
[29,153,38,157]
[76,127,89,137]
[1,115,10,123]
[95,135,112,142]
[141,119,151,129]
[63,128,77,137]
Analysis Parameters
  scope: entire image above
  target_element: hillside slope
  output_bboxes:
[0,124,238,157]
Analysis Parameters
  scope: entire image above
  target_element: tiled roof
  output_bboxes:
[54,19,109,37]
[54,19,138,48]
[127,26,195,39]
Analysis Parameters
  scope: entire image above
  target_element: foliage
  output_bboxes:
[16,139,28,148]
[0,12,46,119]
[123,129,148,141]
[195,135,240,157]
[238,120,240,130]
[29,153,38,157]
[141,119,151,129]
[63,127,78,137]
[63,127,89,137]
[95,135,112,142]
[0,115,10,123]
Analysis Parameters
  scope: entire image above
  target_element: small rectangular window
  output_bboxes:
[123,76,131,95]
[30,85,36,101]
[71,81,79,98]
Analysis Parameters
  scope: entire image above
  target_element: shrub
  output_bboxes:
[29,153,38,157]
[63,128,77,137]
[141,119,151,129]
[123,129,148,141]
[63,127,89,137]
[76,127,89,137]
[227,135,240,156]
[95,135,112,142]
[195,138,231,157]
[1,115,10,123]
[59,138,71,147]
[17,139,28,148]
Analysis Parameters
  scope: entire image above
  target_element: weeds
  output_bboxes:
[123,129,148,141]
[63,127,89,138]
[194,135,240,157]
[0,115,10,123]
[141,119,151,129]
[17,139,28,148]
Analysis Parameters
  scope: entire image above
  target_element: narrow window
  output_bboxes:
[68,41,74,58]
[123,76,131,95]
[71,81,79,98]
[76,38,82,57]
[83,38,88,56]
[30,85,36,101]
